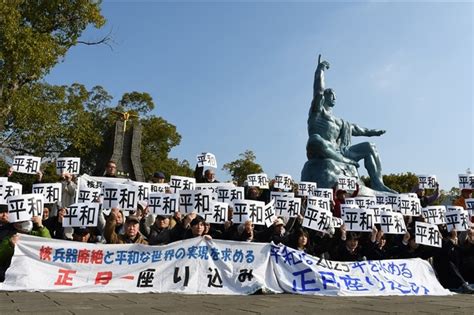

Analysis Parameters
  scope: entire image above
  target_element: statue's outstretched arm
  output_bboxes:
[351,123,386,137]
[310,54,330,113]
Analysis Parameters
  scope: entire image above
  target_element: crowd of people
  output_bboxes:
[1,161,473,294]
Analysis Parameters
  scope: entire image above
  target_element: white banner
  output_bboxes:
[56,157,81,175]
[415,222,442,248]
[11,155,41,174]
[0,236,452,296]
[7,193,44,223]
[169,176,196,193]
[246,173,269,189]
[417,175,437,189]
[270,243,451,296]
[63,203,100,227]
[32,183,62,204]
[196,152,217,168]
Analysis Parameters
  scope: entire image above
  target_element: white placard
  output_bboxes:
[307,196,331,212]
[56,157,81,175]
[273,197,301,218]
[102,183,138,211]
[466,198,474,218]
[150,183,170,193]
[32,183,62,204]
[342,208,375,232]
[458,174,474,189]
[417,175,437,189]
[217,187,244,204]
[11,155,41,175]
[331,216,344,229]
[379,211,407,235]
[169,176,196,193]
[415,221,442,248]
[340,204,358,218]
[231,199,265,225]
[7,193,44,223]
[354,196,376,209]
[384,193,399,210]
[0,182,22,204]
[263,199,276,228]
[369,205,392,224]
[63,203,100,227]
[202,201,228,224]
[422,206,446,225]
[196,152,217,168]
[273,174,293,192]
[178,190,213,214]
[297,182,317,196]
[445,209,470,232]
[148,193,179,216]
[246,173,269,189]
[302,205,333,233]
[270,191,294,202]
[314,188,333,201]
[129,181,152,201]
[195,183,222,195]
[375,192,386,205]
[398,194,417,216]
[337,176,357,191]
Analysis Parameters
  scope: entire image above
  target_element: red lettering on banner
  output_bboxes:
[95,271,113,285]
[54,269,76,286]
[90,250,104,264]
[77,249,91,263]
[39,246,53,261]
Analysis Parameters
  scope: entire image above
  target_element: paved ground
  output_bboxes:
[0,292,473,314]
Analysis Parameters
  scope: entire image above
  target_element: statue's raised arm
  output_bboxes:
[310,54,330,114]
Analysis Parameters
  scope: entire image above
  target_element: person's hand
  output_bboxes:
[32,216,42,227]
[36,170,43,181]
[224,220,232,230]
[203,235,212,241]
[7,166,14,177]
[174,211,182,221]
[57,208,66,223]
[10,233,19,247]
[62,172,72,182]
[449,228,458,245]
[403,231,410,244]
[376,229,384,243]
[340,224,347,240]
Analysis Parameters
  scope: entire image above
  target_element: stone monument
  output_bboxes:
[301,55,396,194]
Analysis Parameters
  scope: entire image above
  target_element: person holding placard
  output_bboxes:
[104,208,147,244]
[413,182,439,208]
[59,172,77,208]
[332,183,359,218]
[453,189,473,209]
[194,165,219,183]
[0,216,51,282]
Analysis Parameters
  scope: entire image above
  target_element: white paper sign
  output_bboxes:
[0,182,22,204]
[148,193,179,216]
[150,183,170,193]
[273,197,301,218]
[7,193,44,223]
[231,199,265,225]
[354,196,376,209]
[342,208,375,232]
[379,211,407,235]
[217,187,244,204]
[307,196,331,212]
[273,174,293,192]
[263,199,276,227]
[63,203,100,227]
[169,176,196,193]
[465,198,474,218]
[11,155,41,174]
[196,152,217,168]
[178,190,213,214]
[202,202,228,224]
[297,182,317,196]
[369,205,392,224]
[445,209,470,232]
[384,193,399,210]
[314,188,333,201]
[302,205,333,233]
[337,176,357,191]
[458,174,474,189]
[32,183,62,204]
[246,173,269,189]
[415,221,442,248]
[422,206,446,225]
[417,175,437,189]
[102,183,138,211]
[56,157,81,175]
[129,181,152,201]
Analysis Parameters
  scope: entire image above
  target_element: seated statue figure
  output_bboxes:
[301,55,396,193]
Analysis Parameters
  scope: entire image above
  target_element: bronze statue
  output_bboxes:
[301,55,396,193]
